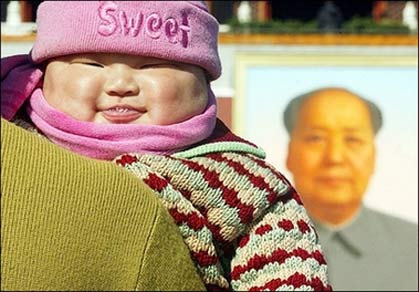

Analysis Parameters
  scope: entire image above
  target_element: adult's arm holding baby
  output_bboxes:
[1,118,205,291]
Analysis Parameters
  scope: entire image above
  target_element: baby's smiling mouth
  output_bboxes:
[102,106,144,123]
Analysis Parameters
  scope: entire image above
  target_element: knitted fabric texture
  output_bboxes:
[1,118,206,291]
[31,1,221,80]
[26,88,217,159]
[113,121,332,291]
[10,117,332,290]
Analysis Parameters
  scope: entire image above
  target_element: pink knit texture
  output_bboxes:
[30,1,221,80]
[26,88,217,160]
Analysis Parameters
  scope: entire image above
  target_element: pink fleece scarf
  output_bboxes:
[26,88,217,160]
[1,55,217,160]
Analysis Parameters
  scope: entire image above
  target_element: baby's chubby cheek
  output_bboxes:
[72,82,103,106]
[150,93,208,125]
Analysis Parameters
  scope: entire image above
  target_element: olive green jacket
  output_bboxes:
[1,118,205,291]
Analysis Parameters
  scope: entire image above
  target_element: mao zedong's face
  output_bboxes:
[286,90,376,223]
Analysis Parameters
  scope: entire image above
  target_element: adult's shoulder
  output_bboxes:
[1,118,204,291]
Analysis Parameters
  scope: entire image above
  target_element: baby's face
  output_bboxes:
[42,53,209,125]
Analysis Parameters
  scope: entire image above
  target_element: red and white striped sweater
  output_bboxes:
[114,120,332,291]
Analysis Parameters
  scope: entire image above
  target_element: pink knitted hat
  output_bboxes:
[30,1,221,80]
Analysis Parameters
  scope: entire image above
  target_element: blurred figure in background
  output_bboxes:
[283,87,418,291]
[316,1,343,33]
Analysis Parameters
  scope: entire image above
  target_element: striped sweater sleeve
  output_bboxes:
[230,188,331,291]
[113,150,332,291]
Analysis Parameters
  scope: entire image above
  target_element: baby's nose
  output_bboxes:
[104,67,140,97]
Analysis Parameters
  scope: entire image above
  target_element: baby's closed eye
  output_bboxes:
[140,62,179,69]
[70,58,104,68]
[82,62,104,68]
